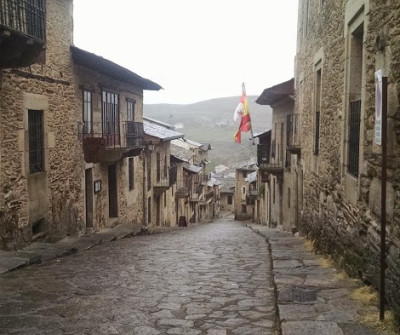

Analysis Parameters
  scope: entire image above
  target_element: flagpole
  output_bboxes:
[242,82,255,145]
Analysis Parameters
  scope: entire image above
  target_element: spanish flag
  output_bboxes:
[234,83,252,143]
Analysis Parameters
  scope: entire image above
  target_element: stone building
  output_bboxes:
[254,130,272,226]
[143,119,183,227]
[0,0,81,249]
[295,0,400,320]
[73,48,161,232]
[219,179,235,213]
[256,79,298,231]
[0,0,161,249]
[234,167,256,221]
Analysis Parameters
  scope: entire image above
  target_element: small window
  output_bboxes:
[164,192,167,207]
[128,157,134,190]
[241,204,247,213]
[242,187,246,195]
[127,99,135,122]
[288,187,291,208]
[227,195,233,205]
[28,110,44,173]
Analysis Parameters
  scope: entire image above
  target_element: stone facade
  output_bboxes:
[0,0,84,249]
[234,168,255,221]
[295,0,400,321]
[73,64,147,231]
[0,0,160,250]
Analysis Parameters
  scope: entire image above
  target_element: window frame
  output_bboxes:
[28,109,45,174]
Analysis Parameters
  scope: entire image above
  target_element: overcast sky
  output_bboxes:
[73,1,298,105]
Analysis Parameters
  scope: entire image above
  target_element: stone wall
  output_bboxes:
[296,0,400,322]
[0,0,84,249]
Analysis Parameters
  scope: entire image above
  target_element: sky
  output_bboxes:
[73,1,299,105]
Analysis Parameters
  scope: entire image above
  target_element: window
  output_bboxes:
[128,157,134,190]
[127,99,135,122]
[228,195,233,205]
[288,187,291,208]
[164,192,167,207]
[347,25,363,178]
[241,204,247,213]
[28,110,44,173]
[314,68,322,156]
[242,186,246,195]
[83,90,92,134]
[102,90,120,146]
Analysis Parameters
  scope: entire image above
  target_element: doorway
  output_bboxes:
[85,168,93,228]
[108,164,118,218]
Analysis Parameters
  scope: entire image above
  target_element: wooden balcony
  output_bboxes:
[175,186,189,199]
[248,189,260,199]
[80,121,144,163]
[153,178,170,195]
[259,162,284,177]
[286,114,301,155]
[0,0,46,68]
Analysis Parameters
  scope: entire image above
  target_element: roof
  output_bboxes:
[253,129,272,138]
[256,78,294,106]
[183,164,203,174]
[207,177,222,187]
[170,144,194,162]
[143,116,175,129]
[71,46,162,91]
[144,121,183,141]
[200,143,212,151]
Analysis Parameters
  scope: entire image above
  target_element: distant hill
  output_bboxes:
[144,96,272,171]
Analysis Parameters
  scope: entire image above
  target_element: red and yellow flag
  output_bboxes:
[234,84,252,143]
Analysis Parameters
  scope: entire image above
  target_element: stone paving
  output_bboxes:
[247,223,381,335]
[0,219,278,335]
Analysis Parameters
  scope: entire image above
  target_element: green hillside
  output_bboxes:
[144,96,272,171]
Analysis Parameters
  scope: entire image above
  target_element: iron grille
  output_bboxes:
[28,109,44,173]
[348,100,361,177]
[0,0,46,41]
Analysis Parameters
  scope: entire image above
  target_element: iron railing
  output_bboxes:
[0,0,46,41]
[348,100,361,177]
[80,121,144,149]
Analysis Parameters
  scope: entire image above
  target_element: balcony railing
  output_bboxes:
[0,0,46,68]
[79,121,144,163]
[259,162,284,176]
[286,114,301,155]
[153,178,170,195]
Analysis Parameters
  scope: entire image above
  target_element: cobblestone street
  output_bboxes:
[0,219,278,335]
